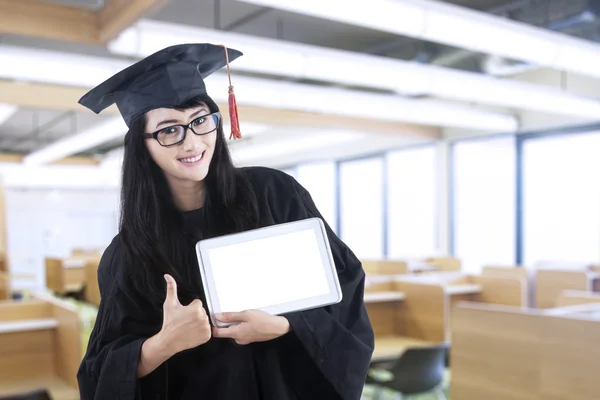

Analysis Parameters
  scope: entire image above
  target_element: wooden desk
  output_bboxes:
[0,298,82,399]
[372,336,433,360]
[556,290,600,307]
[364,291,405,303]
[0,318,58,333]
[451,302,600,400]
[0,271,9,300]
[446,284,482,295]
[365,274,398,292]
[535,269,600,308]
[362,260,409,275]
[0,378,79,400]
[365,290,405,337]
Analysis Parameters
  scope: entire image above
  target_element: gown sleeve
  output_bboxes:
[275,174,375,400]
[77,237,159,400]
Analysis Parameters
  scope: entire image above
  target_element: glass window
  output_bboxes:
[280,167,296,178]
[386,145,438,259]
[452,136,516,274]
[522,131,600,267]
[339,157,384,259]
[5,188,119,291]
[295,161,337,232]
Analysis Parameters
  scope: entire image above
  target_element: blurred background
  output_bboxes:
[1,0,600,399]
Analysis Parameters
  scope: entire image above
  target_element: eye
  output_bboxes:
[158,127,179,135]
[191,117,206,126]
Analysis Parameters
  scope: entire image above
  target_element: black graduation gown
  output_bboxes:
[77,166,375,400]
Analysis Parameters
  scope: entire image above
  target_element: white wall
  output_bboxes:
[0,164,121,291]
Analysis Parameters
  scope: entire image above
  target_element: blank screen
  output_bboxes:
[207,229,331,313]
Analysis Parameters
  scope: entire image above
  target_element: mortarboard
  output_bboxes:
[79,43,243,139]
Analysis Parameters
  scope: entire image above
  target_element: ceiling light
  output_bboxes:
[0,103,18,125]
[235,0,600,79]
[23,117,127,166]
[0,45,516,133]
[0,45,126,88]
[106,20,600,119]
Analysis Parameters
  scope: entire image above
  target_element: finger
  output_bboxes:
[188,299,207,317]
[213,323,242,339]
[216,311,249,323]
[163,274,181,307]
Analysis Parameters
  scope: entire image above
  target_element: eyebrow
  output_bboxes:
[155,107,209,129]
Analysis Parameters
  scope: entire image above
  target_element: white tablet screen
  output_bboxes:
[206,228,331,312]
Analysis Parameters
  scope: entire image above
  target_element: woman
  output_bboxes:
[77,43,374,400]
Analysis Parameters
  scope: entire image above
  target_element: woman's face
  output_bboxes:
[144,103,218,185]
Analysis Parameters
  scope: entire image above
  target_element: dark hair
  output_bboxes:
[118,96,260,307]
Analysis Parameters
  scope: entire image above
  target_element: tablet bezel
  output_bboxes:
[195,217,342,328]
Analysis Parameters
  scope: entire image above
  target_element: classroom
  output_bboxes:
[1,0,600,399]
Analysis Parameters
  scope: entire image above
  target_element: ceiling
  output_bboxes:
[1,0,599,160]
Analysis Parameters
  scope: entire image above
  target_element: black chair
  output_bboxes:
[366,343,449,400]
[0,389,52,400]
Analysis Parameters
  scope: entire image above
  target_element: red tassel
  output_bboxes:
[220,44,242,140]
[228,86,242,140]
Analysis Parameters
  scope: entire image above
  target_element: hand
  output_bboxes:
[158,274,212,355]
[212,310,291,345]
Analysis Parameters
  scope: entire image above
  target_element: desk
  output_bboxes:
[365,290,405,337]
[535,269,600,308]
[0,318,58,334]
[0,298,82,396]
[451,302,600,400]
[0,378,79,400]
[365,275,396,292]
[447,284,482,313]
[446,284,482,295]
[46,257,88,295]
[364,292,405,303]
[372,336,432,360]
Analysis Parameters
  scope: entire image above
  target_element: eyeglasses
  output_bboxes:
[143,112,222,147]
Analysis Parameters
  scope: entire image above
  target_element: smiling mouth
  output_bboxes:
[178,152,204,163]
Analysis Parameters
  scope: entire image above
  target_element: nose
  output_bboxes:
[181,127,204,152]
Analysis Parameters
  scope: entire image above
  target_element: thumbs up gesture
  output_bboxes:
[159,274,212,355]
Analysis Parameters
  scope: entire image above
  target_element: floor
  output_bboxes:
[362,385,450,399]
[362,370,451,399]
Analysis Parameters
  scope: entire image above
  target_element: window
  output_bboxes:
[522,131,600,267]
[280,167,297,179]
[386,145,438,259]
[295,161,337,232]
[339,157,384,259]
[452,136,516,274]
[4,188,119,291]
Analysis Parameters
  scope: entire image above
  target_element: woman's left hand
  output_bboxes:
[212,310,291,345]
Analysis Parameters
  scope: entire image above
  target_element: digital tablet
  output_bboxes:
[195,217,342,327]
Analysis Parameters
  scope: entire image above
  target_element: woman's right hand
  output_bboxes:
[159,274,212,355]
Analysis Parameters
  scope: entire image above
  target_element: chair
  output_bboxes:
[366,343,449,400]
[0,389,52,400]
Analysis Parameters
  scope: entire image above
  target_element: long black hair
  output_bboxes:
[118,95,260,307]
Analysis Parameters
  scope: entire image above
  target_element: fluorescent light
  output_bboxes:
[0,103,18,125]
[235,0,600,79]
[106,20,600,119]
[0,45,126,88]
[206,74,518,132]
[0,45,517,132]
[230,130,363,164]
[23,117,127,166]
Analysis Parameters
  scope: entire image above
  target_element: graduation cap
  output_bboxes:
[79,43,243,140]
